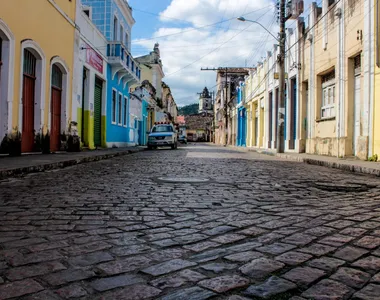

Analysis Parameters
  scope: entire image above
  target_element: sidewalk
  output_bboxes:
[211,143,380,177]
[0,147,144,180]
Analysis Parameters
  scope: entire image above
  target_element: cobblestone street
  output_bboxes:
[1,144,380,299]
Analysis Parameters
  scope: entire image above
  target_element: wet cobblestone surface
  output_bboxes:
[1,144,380,299]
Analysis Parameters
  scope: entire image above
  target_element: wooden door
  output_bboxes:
[50,65,62,152]
[22,49,36,153]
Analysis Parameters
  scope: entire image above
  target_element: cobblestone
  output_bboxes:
[161,286,216,300]
[90,273,145,291]
[333,246,369,262]
[307,256,346,271]
[330,267,371,288]
[282,266,326,287]
[353,284,380,300]
[275,251,313,266]
[240,257,285,279]
[0,279,44,299]
[198,275,250,293]
[1,145,380,298]
[244,276,297,298]
[302,279,354,299]
[141,259,197,276]
[150,269,206,289]
[55,283,88,298]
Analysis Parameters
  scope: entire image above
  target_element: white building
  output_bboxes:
[72,2,108,149]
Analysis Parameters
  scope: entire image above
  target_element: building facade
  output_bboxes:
[219,0,373,161]
[304,0,369,159]
[162,82,178,122]
[199,87,213,114]
[0,0,77,153]
[81,0,141,148]
[130,85,150,145]
[73,1,108,149]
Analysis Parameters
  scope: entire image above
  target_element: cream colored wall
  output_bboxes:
[309,0,364,157]
[1,0,76,132]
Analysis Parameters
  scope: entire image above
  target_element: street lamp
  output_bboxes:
[237,14,286,153]
[237,17,279,42]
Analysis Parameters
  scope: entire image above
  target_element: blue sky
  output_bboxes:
[128,0,312,107]
[129,0,173,41]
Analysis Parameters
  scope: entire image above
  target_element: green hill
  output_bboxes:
[178,103,198,116]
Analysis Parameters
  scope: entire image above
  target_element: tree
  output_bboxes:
[178,103,198,116]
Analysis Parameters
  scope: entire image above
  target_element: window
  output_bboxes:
[125,32,129,49]
[112,90,116,123]
[118,93,122,124]
[152,125,173,133]
[119,25,123,42]
[83,9,90,18]
[123,97,128,126]
[321,70,335,118]
[113,17,118,40]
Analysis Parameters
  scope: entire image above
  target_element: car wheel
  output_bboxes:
[147,145,152,150]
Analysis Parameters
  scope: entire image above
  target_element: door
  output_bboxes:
[353,75,361,156]
[289,78,297,150]
[242,109,246,147]
[22,49,36,153]
[255,108,259,146]
[50,65,62,152]
[353,55,361,156]
[274,88,279,148]
[93,78,102,147]
[268,92,273,148]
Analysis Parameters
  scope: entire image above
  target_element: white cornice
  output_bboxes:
[115,0,135,27]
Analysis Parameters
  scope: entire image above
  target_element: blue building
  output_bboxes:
[80,0,141,147]
[236,83,247,147]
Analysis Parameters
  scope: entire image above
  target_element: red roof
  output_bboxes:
[176,116,185,124]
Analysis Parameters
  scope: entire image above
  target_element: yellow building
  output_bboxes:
[0,0,76,153]
[245,63,265,148]
[304,0,369,159]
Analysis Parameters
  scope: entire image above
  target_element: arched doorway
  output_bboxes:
[50,64,63,152]
[21,49,37,152]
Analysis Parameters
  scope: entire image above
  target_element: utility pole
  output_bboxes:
[201,67,228,146]
[276,0,286,153]
[201,67,253,146]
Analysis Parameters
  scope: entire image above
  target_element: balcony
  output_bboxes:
[107,41,141,86]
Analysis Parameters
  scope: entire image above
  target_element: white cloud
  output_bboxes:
[132,0,278,107]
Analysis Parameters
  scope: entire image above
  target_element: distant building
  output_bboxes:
[185,114,213,142]
[199,87,213,114]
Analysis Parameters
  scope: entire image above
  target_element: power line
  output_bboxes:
[132,5,274,42]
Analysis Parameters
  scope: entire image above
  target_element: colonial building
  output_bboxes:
[0,0,77,153]
[303,0,369,159]
[162,81,178,122]
[73,1,108,149]
[135,43,165,101]
[80,0,141,148]
[199,87,213,115]
[214,68,250,146]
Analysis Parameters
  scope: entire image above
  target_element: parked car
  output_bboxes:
[147,123,178,150]
[178,135,187,144]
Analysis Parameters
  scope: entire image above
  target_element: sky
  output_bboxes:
[128,0,302,107]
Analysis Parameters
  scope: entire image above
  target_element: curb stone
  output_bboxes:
[207,143,380,177]
[0,148,144,180]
